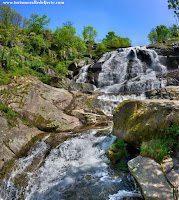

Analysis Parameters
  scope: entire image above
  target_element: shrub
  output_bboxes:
[55,62,68,76]
[95,43,106,54]
[107,139,129,171]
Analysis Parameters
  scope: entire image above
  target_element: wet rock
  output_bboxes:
[112,99,179,147]
[147,41,179,70]
[68,58,89,77]
[128,156,173,200]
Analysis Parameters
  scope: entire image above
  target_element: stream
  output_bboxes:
[0,128,142,200]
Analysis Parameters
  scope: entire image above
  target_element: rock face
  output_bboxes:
[0,76,108,132]
[146,85,179,100]
[128,156,173,200]
[0,111,42,169]
[0,77,81,132]
[112,99,179,146]
[67,91,109,126]
[70,82,96,93]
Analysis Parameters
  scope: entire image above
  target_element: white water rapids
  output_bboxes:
[0,129,141,200]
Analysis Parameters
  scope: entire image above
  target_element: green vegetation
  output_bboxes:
[0,158,15,181]
[148,24,179,43]
[0,5,132,86]
[107,139,129,171]
[148,1,179,44]
[82,26,97,42]
[140,125,179,163]
[168,0,179,21]
[102,31,131,50]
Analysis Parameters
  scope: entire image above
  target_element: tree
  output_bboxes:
[55,25,86,61]
[148,30,157,43]
[62,21,76,36]
[105,31,117,40]
[103,31,131,49]
[82,26,97,42]
[148,25,171,43]
[27,13,50,34]
[95,43,107,54]
[169,24,179,37]
[168,0,179,21]
[0,5,22,27]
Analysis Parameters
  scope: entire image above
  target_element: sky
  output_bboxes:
[0,0,177,46]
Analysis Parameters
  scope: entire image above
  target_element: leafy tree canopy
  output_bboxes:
[0,4,22,27]
[168,0,179,20]
[148,25,171,43]
[82,26,97,42]
[27,13,50,34]
[103,31,131,49]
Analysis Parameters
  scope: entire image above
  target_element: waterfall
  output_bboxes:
[76,46,167,93]
[76,64,90,83]
[75,46,168,115]
[0,129,141,200]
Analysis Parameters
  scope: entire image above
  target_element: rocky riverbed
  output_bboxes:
[0,43,179,200]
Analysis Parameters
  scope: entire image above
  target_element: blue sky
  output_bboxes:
[1,0,176,46]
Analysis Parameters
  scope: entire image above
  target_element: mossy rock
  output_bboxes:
[112,99,179,147]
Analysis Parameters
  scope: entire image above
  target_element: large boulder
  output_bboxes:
[36,67,56,76]
[128,156,174,200]
[49,76,71,90]
[0,77,81,132]
[0,111,42,170]
[112,99,179,147]
[70,82,96,93]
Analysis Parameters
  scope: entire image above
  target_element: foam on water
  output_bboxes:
[0,129,141,200]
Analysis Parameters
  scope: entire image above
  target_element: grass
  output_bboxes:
[0,67,50,85]
[107,139,129,171]
[140,125,179,163]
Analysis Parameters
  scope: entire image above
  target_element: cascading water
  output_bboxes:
[76,46,168,115]
[0,129,142,200]
[76,64,91,83]
[77,46,167,93]
[97,93,146,116]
